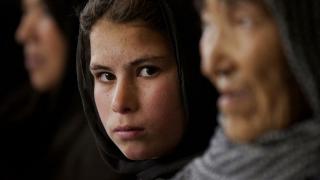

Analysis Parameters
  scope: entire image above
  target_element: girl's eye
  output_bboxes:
[98,72,116,82]
[138,66,159,78]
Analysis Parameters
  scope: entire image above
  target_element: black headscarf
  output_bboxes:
[265,0,320,116]
[77,0,217,179]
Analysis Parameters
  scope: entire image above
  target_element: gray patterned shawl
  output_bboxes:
[172,116,320,180]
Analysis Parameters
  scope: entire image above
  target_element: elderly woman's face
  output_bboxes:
[16,0,67,92]
[200,0,296,142]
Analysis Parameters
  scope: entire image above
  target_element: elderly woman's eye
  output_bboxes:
[138,66,160,78]
[235,16,255,28]
[232,4,266,29]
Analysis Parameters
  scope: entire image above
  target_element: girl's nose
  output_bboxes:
[111,79,139,114]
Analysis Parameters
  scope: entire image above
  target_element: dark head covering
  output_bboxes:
[173,1,320,179]
[265,0,320,116]
[41,0,85,98]
[77,0,217,179]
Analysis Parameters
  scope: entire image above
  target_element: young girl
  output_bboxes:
[77,0,217,179]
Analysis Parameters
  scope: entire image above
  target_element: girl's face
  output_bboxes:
[16,0,67,92]
[90,20,186,160]
[200,0,297,142]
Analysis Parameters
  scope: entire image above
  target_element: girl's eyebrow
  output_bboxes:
[129,55,170,67]
[89,64,111,72]
[90,55,171,72]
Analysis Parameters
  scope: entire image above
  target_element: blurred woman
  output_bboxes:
[173,0,320,179]
[0,0,126,179]
[77,0,217,179]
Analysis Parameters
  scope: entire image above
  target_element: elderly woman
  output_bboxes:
[173,0,320,179]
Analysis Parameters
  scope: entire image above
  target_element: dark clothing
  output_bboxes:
[0,83,125,180]
[77,0,217,179]
[172,0,320,179]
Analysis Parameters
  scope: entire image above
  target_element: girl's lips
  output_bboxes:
[113,126,145,140]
